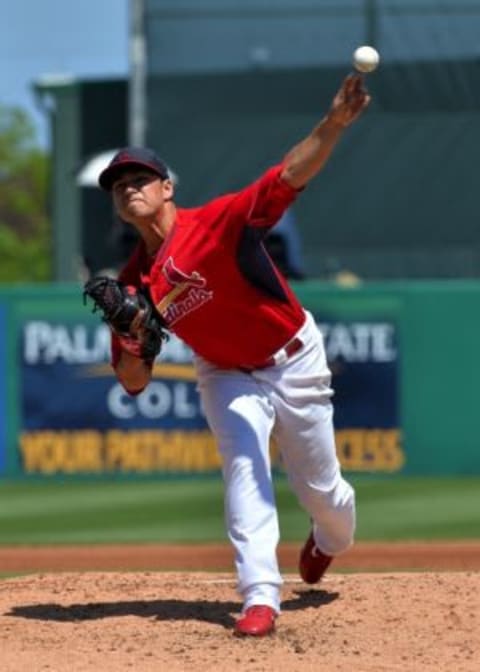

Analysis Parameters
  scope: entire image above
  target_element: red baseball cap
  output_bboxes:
[98,147,169,191]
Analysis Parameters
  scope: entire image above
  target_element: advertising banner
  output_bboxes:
[20,319,213,475]
[19,315,402,476]
[319,319,403,473]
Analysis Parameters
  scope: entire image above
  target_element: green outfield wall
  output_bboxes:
[0,280,478,478]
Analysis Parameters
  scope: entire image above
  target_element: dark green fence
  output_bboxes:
[147,62,480,280]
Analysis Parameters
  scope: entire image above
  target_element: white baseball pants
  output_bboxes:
[194,310,355,613]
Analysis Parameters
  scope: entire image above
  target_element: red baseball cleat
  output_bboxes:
[299,532,333,584]
[234,605,276,637]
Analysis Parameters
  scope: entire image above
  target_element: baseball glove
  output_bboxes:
[83,276,168,363]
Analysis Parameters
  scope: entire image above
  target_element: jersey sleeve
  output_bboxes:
[117,241,146,285]
[111,334,123,370]
[227,163,301,230]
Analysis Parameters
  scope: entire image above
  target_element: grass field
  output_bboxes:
[0,475,479,545]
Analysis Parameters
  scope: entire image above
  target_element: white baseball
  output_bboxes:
[352,45,380,73]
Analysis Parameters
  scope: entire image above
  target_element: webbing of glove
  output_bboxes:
[83,276,168,363]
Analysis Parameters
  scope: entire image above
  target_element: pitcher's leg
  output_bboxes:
[277,398,355,555]
[263,313,356,557]
[197,366,283,612]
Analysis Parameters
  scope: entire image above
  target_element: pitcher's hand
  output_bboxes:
[328,74,371,127]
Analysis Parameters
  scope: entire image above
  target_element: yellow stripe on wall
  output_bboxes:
[83,363,197,381]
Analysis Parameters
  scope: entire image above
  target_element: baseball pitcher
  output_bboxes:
[84,74,370,636]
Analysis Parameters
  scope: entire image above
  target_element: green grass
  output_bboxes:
[0,475,479,545]
[350,476,480,540]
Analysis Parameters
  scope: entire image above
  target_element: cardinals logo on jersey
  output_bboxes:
[156,257,213,325]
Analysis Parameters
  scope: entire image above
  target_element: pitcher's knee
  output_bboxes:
[308,479,356,556]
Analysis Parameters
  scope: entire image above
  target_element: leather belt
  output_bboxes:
[241,337,303,372]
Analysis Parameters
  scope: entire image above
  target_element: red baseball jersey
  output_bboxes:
[113,164,306,369]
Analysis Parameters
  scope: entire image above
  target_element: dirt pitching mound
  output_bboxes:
[0,570,478,672]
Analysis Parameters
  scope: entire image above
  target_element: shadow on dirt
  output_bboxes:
[7,588,339,630]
